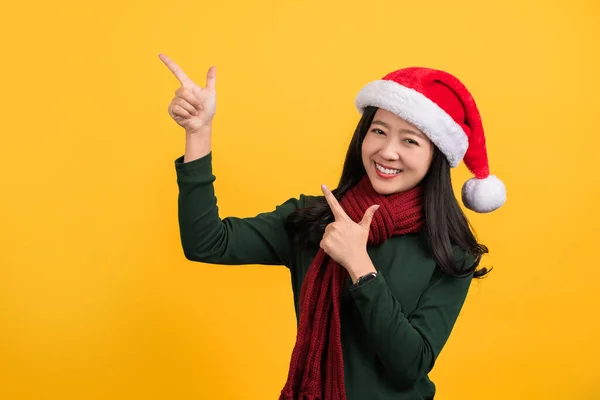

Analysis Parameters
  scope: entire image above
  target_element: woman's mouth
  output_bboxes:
[375,162,403,179]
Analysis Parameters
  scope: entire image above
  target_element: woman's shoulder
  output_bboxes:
[275,193,321,209]
[266,193,324,222]
[275,193,325,213]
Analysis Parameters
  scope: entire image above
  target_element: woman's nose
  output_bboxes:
[379,140,400,160]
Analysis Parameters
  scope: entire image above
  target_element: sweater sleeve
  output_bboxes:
[175,152,304,266]
[349,250,474,388]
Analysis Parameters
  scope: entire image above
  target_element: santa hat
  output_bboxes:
[355,67,506,213]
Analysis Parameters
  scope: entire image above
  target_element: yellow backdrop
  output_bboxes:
[1,0,599,398]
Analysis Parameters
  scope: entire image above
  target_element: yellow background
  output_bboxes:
[1,0,599,398]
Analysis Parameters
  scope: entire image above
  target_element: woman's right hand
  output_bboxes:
[159,53,216,134]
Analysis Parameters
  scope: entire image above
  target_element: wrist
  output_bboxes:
[186,124,213,136]
[347,252,377,284]
[183,128,212,163]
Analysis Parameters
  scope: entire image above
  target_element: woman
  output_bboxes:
[158,53,506,400]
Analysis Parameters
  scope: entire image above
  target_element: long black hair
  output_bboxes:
[285,106,490,279]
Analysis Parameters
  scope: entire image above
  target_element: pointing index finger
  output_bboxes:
[321,184,348,221]
[158,53,191,86]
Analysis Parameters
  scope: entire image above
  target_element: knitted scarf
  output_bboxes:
[280,175,425,400]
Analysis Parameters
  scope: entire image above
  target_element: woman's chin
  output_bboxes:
[367,172,414,195]
[368,175,399,195]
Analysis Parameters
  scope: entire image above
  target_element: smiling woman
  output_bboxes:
[161,52,507,400]
[362,109,435,194]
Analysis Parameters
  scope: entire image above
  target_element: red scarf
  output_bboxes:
[280,175,425,400]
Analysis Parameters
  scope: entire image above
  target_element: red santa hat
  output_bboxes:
[355,67,506,213]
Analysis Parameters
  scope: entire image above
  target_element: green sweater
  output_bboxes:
[175,152,474,400]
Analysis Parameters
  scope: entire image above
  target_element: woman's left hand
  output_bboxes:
[320,184,379,275]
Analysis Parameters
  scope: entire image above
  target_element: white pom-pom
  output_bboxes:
[461,175,506,213]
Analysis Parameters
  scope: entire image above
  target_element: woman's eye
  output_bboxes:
[405,138,419,145]
[371,128,385,135]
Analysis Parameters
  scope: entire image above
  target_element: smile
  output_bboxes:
[375,162,402,178]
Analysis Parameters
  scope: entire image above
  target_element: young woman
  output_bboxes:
[158,53,506,400]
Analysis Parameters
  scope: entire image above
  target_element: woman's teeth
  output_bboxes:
[376,163,402,175]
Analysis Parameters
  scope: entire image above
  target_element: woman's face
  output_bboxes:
[361,108,435,195]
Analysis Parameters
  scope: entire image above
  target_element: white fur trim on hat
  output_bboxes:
[461,175,506,213]
[355,80,468,167]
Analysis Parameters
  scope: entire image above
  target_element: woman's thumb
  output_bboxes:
[359,205,380,229]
